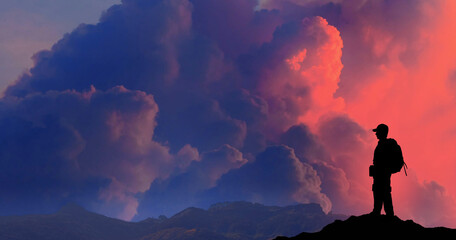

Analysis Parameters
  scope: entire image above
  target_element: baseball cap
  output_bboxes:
[372,123,388,133]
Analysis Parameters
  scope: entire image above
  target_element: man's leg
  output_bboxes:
[384,190,394,216]
[371,190,382,215]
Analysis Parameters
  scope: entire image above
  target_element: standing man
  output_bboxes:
[369,123,399,216]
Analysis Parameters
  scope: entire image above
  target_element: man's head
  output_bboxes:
[373,123,388,140]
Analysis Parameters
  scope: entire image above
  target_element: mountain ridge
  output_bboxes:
[0,201,344,240]
[2,203,456,239]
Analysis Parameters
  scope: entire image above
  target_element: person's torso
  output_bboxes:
[373,139,397,173]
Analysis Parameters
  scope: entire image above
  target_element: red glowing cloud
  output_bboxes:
[336,0,456,226]
[305,0,456,226]
[260,0,456,227]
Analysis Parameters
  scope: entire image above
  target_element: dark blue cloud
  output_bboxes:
[279,124,330,162]
[0,86,173,219]
[203,145,331,213]
[0,0,370,220]
[134,144,246,220]
[6,0,192,95]
[0,112,108,215]
[191,0,282,57]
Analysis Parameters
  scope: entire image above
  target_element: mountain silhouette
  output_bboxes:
[274,214,456,239]
[0,203,155,240]
[0,201,344,240]
[2,203,456,239]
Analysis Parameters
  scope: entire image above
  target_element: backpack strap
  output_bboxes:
[403,162,408,176]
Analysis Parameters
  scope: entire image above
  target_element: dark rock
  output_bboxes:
[274,214,456,239]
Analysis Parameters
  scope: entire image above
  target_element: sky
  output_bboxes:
[1,0,456,228]
[0,0,120,94]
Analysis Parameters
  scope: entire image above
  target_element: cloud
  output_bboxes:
[315,114,375,214]
[4,0,193,97]
[0,0,380,220]
[299,0,456,225]
[278,119,371,215]
[206,145,331,213]
[279,124,329,162]
[191,0,282,57]
[237,15,344,132]
[2,0,456,227]
[135,144,247,220]
[1,0,260,219]
[0,86,176,220]
[392,170,456,227]
[4,0,346,158]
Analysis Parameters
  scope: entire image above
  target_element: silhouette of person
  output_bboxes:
[369,123,395,216]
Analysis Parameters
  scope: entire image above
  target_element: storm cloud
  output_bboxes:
[205,145,331,213]
[2,0,456,227]
[0,86,174,219]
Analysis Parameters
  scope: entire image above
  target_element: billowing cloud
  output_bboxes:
[392,170,456,227]
[191,0,282,57]
[237,15,344,134]
[205,145,331,213]
[135,144,247,220]
[258,0,456,226]
[0,86,175,220]
[2,0,456,227]
[278,118,372,215]
[315,114,373,214]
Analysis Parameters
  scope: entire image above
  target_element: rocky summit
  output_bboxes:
[274,214,456,239]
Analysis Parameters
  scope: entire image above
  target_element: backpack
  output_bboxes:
[387,139,407,175]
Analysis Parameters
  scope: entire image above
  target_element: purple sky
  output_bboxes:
[0,0,120,93]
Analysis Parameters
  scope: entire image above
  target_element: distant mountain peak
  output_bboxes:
[208,201,266,210]
[0,201,347,240]
[57,202,88,215]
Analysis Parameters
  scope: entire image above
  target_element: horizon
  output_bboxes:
[1,200,452,240]
[22,200,331,221]
[1,0,456,229]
